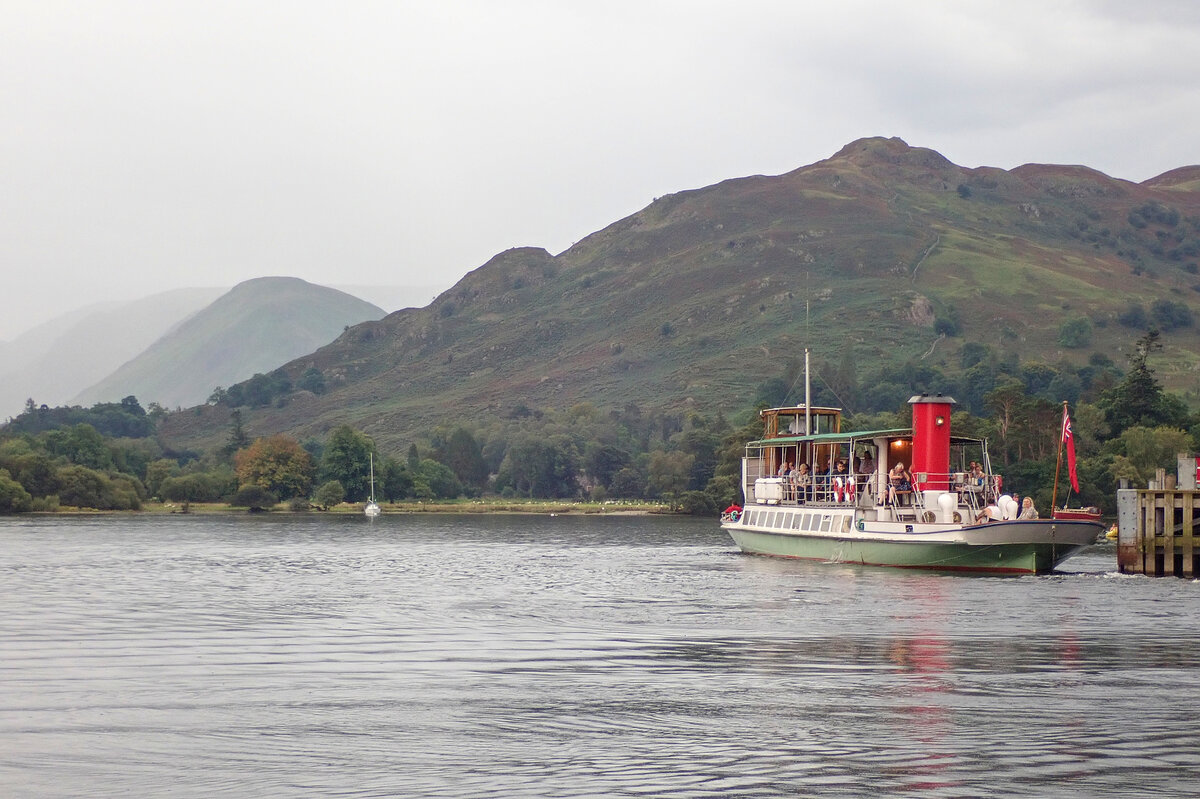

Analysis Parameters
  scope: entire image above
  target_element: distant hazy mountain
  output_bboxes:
[73,277,385,410]
[0,288,225,419]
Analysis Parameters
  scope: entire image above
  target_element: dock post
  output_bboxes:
[1184,495,1195,578]
[1122,487,1200,576]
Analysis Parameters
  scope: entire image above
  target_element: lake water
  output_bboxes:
[2,513,1199,798]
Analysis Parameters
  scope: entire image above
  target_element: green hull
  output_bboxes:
[727,527,1089,574]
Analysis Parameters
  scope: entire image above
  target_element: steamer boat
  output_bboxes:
[721,393,1103,574]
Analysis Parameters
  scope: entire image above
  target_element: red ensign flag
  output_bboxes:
[1061,405,1079,493]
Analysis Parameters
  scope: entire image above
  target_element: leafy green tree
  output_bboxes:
[320,426,374,501]
[235,435,316,500]
[982,380,1062,462]
[4,397,154,438]
[1098,331,1189,436]
[673,416,726,491]
[417,458,463,499]
[223,409,249,459]
[41,424,113,470]
[679,490,717,516]
[0,469,33,513]
[1107,426,1192,487]
[380,458,414,501]
[1117,303,1149,329]
[160,472,231,510]
[1057,316,1093,348]
[0,450,60,497]
[960,342,991,369]
[225,370,292,409]
[494,434,578,498]
[1047,373,1083,406]
[959,361,999,415]
[144,458,179,498]
[703,473,740,510]
[313,480,345,509]
[433,427,488,492]
[108,439,156,481]
[146,402,168,422]
[230,485,277,510]
[297,367,327,395]
[609,466,645,499]
[647,450,695,508]
[1021,362,1058,398]
[583,443,631,490]
[57,465,141,510]
[1150,299,1193,331]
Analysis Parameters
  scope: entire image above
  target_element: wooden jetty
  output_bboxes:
[1117,467,1200,577]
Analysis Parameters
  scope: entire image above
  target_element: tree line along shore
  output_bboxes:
[0,331,1191,518]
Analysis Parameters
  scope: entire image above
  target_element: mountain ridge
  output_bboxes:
[158,137,1200,451]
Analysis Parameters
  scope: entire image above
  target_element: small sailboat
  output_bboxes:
[364,452,381,518]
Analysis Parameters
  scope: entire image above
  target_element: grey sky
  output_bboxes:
[3,0,1198,339]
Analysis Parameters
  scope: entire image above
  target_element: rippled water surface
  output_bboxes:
[3,513,1200,797]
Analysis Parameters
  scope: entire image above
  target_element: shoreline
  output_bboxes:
[25,500,674,517]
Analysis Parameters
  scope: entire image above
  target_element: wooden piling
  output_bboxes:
[1119,489,1200,577]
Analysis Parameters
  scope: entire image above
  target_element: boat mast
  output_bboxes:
[803,277,811,435]
[804,348,811,435]
[1051,400,1066,512]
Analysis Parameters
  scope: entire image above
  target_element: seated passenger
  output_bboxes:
[1018,496,1039,520]
[887,463,909,504]
[795,463,811,503]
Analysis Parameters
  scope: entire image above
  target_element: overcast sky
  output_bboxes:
[3,0,1199,339]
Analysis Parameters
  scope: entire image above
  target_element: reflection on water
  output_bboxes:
[2,514,1199,797]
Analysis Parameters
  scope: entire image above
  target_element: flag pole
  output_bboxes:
[1052,401,1066,513]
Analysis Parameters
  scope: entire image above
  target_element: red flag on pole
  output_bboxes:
[1061,405,1079,493]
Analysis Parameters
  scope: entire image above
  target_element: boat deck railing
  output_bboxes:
[749,469,1003,517]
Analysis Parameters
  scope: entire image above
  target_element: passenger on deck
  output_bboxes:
[887,463,910,505]
[795,463,811,503]
[833,460,849,502]
[1018,496,1039,520]
[975,503,1001,523]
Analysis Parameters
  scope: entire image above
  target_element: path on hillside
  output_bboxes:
[912,233,940,281]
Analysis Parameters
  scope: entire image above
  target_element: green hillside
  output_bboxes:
[75,277,384,410]
[160,137,1200,451]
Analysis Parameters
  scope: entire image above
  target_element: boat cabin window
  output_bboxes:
[761,407,841,438]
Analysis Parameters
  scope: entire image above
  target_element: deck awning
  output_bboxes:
[746,429,987,448]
